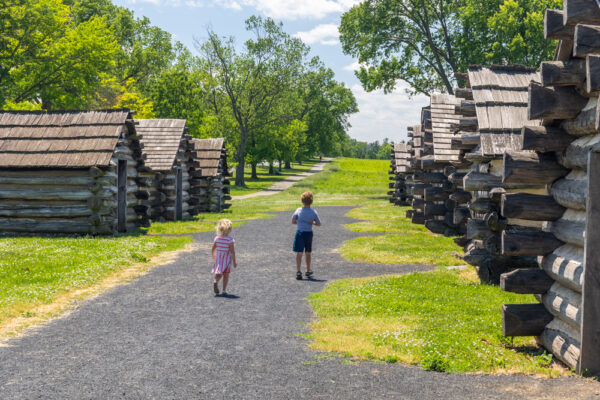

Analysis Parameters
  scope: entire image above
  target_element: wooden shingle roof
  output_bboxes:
[191,138,225,177]
[468,65,541,156]
[0,110,131,168]
[430,94,462,162]
[136,119,186,171]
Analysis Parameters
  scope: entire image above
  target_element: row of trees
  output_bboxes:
[339,0,560,96]
[1,0,359,186]
[337,138,392,160]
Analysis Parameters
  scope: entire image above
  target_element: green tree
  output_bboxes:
[0,0,119,109]
[339,0,559,96]
[299,62,358,157]
[198,16,309,186]
[462,0,560,66]
[340,0,463,95]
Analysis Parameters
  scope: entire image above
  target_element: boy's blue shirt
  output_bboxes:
[292,207,320,232]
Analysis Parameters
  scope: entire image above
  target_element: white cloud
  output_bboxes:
[294,24,339,46]
[344,61,368,71]
[124,0,360,19]
[347,83,430,143]
[226,0,361,19]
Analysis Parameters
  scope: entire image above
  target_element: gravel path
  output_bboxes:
[0,207,598,399]
[232,159,332,200]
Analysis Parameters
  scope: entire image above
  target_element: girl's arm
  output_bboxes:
[230,243,237,267]
[212,242,217,260]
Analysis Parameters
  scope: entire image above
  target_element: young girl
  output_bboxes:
[212,219,237,295]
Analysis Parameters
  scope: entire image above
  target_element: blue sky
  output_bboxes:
[114,0,429,143]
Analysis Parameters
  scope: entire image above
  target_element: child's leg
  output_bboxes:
[296,252,303,272]
[214,274,223,283]
[305,252,311,272]
[222,273,229,293]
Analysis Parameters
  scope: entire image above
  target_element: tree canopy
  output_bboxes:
[339,0,560,96]
[0,1,359,187]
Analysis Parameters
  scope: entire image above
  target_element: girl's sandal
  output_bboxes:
[213,282,220,294]
[296,271,303,280]
[305,271,313,278]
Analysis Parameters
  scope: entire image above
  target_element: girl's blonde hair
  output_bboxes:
[216,219,233,236]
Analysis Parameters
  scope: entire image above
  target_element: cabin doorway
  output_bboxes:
[117,159,127,232]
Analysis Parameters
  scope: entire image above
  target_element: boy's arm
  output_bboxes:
[292,210,298,225]
[313,211,322,227]
[230,243,237,267]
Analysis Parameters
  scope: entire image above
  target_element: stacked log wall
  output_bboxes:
[189,139,232,213]
[388,137,412,206]
[499,3,600,373]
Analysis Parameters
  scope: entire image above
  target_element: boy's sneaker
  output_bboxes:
[296,271,303,280]
[305,271,313,278]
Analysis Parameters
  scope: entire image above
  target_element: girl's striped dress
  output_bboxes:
[212,235,235,274]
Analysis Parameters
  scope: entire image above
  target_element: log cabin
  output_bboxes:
[499,0,600,374]
[136,119,193,221]
[388,141,412,206]
[460,65,543,284]
[0,110,150,235]
[189,138,231,213]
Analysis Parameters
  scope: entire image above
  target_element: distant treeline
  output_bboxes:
[1,0,358,186]
[335,138,392,160]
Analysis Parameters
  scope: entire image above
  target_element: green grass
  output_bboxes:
[142,158,388,236]
[230,158,390,214]
[341,233,463,266]
[230,159,320,197]
[345,205,428,234]
[0,234,191,324]
[307,267,567,376]
[341,202,462,266]
[143,209,275,235]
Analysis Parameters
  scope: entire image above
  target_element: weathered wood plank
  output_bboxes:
[528,82,588,120]
[501,193,565,221]
[502,304,553,336]
[521,126,575,153]
[580,149,600,374]
[503,151,569,185]
[502,229,564,256]
[500,269,555,294]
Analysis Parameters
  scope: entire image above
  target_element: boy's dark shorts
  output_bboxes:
[293,231,313,253]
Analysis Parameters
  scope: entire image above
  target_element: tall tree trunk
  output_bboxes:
[234,127,249,187]
[269,162,274,175]
[279,160,283,172]
[285,161,291,169]
[251,163,258,179]
[298,159,302,166]
[235,161,245,187]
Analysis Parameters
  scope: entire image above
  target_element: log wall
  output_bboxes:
[0,122,150,235]
[499,2,600,373]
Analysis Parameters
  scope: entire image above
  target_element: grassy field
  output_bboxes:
[230,159,320,197]
[307,267,565,376]
[0,234,191,337]
[341,203,463,266]
[145,158,390,236]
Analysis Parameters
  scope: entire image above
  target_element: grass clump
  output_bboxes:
[341,233,462,266]
[0,234,191,326]
[230,159,320,197]
[345,205,428,234]
[307,267,568,376]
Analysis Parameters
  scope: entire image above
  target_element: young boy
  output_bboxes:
[292,191,321,280]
